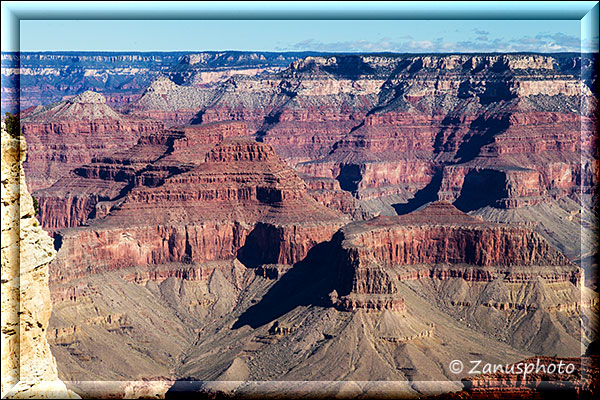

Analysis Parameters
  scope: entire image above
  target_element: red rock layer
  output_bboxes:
[21,91,165,191]
[302,176,359,216]
[330,202,580,311]
[438,111,591,207]
[128,54,595,210]
[35,121,252,231]
[35,179,127,230]
[34,136,173,231]
[345,220,570,268]
[48,122,348,284]
[132,72,382,164]
[338,202,573,271]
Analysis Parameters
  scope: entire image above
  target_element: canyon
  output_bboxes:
[1,51,321,114]
[6,52,599,398]
[125,54,598,219]
[19,90,165,192]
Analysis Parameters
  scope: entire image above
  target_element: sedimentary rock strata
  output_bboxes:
[323,202,595,356]
[48,121,347,283]
[1,51,319,114]
[128,54,597,216]
[35,122,248,230]
[28,54,599,237]
[20,90,165,191]
[6,52,596,396]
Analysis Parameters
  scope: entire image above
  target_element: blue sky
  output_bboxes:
[18,19,591,53]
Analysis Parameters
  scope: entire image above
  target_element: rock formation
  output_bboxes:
[161,204,592,386]
[128,54,597,219]
[1,123,78,398]
[44,198,596,389]
[40,121,352,385]
[47,120,348,283]
[322,202,595,356]
[20,90,165,191]
[1,51,319,114]
[28,54,599,240]
[5,52,597,397]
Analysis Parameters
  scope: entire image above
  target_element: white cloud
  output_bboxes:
[278,33,584,53]
[409,40,434,49]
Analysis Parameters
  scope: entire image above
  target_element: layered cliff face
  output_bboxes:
[43,121,356,386]
[130,56,389,161]
[166,51,318,86]
[148,202,594,389]
[2,52,175,113]
[124,76,216,125]
[48,121,348,284]
[11,52,596,396]
[1,51,319,114]
[4,51,595,115]
[21,90,165,192]
[326,202,596,357]
[129,54,597,219]
[45,198,596,390]
[1,125,77,398]
[297,55,595,214]
[35,121,255,231]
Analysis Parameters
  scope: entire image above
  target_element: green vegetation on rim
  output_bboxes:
[4,112,20,138]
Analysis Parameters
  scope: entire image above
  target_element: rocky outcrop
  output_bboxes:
[126,76,214,125]
[47,121,348,284]
[21,91,165,192]
[12,53,598,217]
[339,202,573,270]
[41,185,592,388]
[322,201,597,357]
[19,53,596,235]
[327,202,584,315]
[329,291,406,312]
[1,124,78,398]
[438,111,593,209]
[456,356,599,399]
[34,122,251,231]
[7,51,598,393]
[2,51,321,114]
[302,176,360,217]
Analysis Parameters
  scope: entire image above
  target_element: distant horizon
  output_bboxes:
[3,50,595,55]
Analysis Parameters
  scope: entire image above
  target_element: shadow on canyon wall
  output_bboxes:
[233,239,339,330]
[453,169,507,212]
[455,115,510,163]
[236,223,282,269]
[392,170,443,215]
[335,164,363,193]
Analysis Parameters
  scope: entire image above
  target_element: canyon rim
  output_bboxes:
[2,4,599,399]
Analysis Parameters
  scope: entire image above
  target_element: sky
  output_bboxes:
[17,19,593,53]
